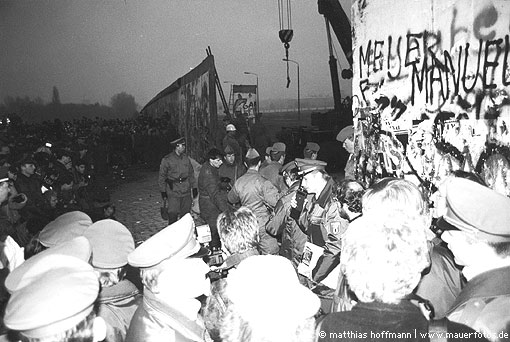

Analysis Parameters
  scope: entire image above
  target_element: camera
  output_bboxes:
[290,187,307,220]
[205,251,224,267]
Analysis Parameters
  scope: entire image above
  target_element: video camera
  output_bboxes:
[205,249,227,281]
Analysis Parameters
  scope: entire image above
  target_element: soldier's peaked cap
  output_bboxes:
[295,158,327,174]
[128,213,205,268]
[39,211,92,248]
[171,137,185,145]
[336,125,354,142]
[440,178,510,243]
[84,219,134,269]
[282,161,298,174]
[5,237,92,294]
[4,256,98,339]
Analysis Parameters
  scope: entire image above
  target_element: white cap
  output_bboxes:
[226,124,236,132]
[128,214,205,268]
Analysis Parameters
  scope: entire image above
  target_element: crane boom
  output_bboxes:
[318,0,353,67]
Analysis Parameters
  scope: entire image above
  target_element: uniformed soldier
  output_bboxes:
[438,178,510,339]
[158,137,196,224]
[125,214,210,342]
[293,158,348,283]
[228,148,280,255]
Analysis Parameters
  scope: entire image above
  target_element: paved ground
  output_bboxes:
[109,166,168,244]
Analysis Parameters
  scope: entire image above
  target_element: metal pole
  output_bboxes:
[256,75,260,116]
[297,63,300,124]
[223,81,234,114]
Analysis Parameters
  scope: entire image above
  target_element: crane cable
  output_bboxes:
[278,0,293,88]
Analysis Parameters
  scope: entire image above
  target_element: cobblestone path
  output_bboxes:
[110,167,167,244]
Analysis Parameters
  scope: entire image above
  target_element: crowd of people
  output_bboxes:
[0,114,183,246]
[0,117,508,342]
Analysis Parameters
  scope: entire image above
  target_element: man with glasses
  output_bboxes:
[198,148,229,250]
[158,137,196,224]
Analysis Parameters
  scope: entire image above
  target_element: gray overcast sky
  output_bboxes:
[0,0,351,107]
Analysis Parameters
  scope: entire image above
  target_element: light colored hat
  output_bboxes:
[4,256,98,339]
[226,255,320,328]
[128,213,206,268]
[5,237,92,294]
[84,219,134,269]
[39,211,92,248]
[226,124,236,132]
[336,125,354,142]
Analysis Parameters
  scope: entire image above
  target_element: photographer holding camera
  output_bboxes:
[203,207,260,341]
[266,161,308,269]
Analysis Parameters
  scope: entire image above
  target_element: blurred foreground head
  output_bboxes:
[220,255,319,342]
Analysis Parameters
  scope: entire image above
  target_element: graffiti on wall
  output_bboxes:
[140,55,218,162]
[354,1,510,123]
[352,0,510,195]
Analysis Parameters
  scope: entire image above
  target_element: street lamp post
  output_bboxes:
[282,58,300,123]
[244,71,259,116]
